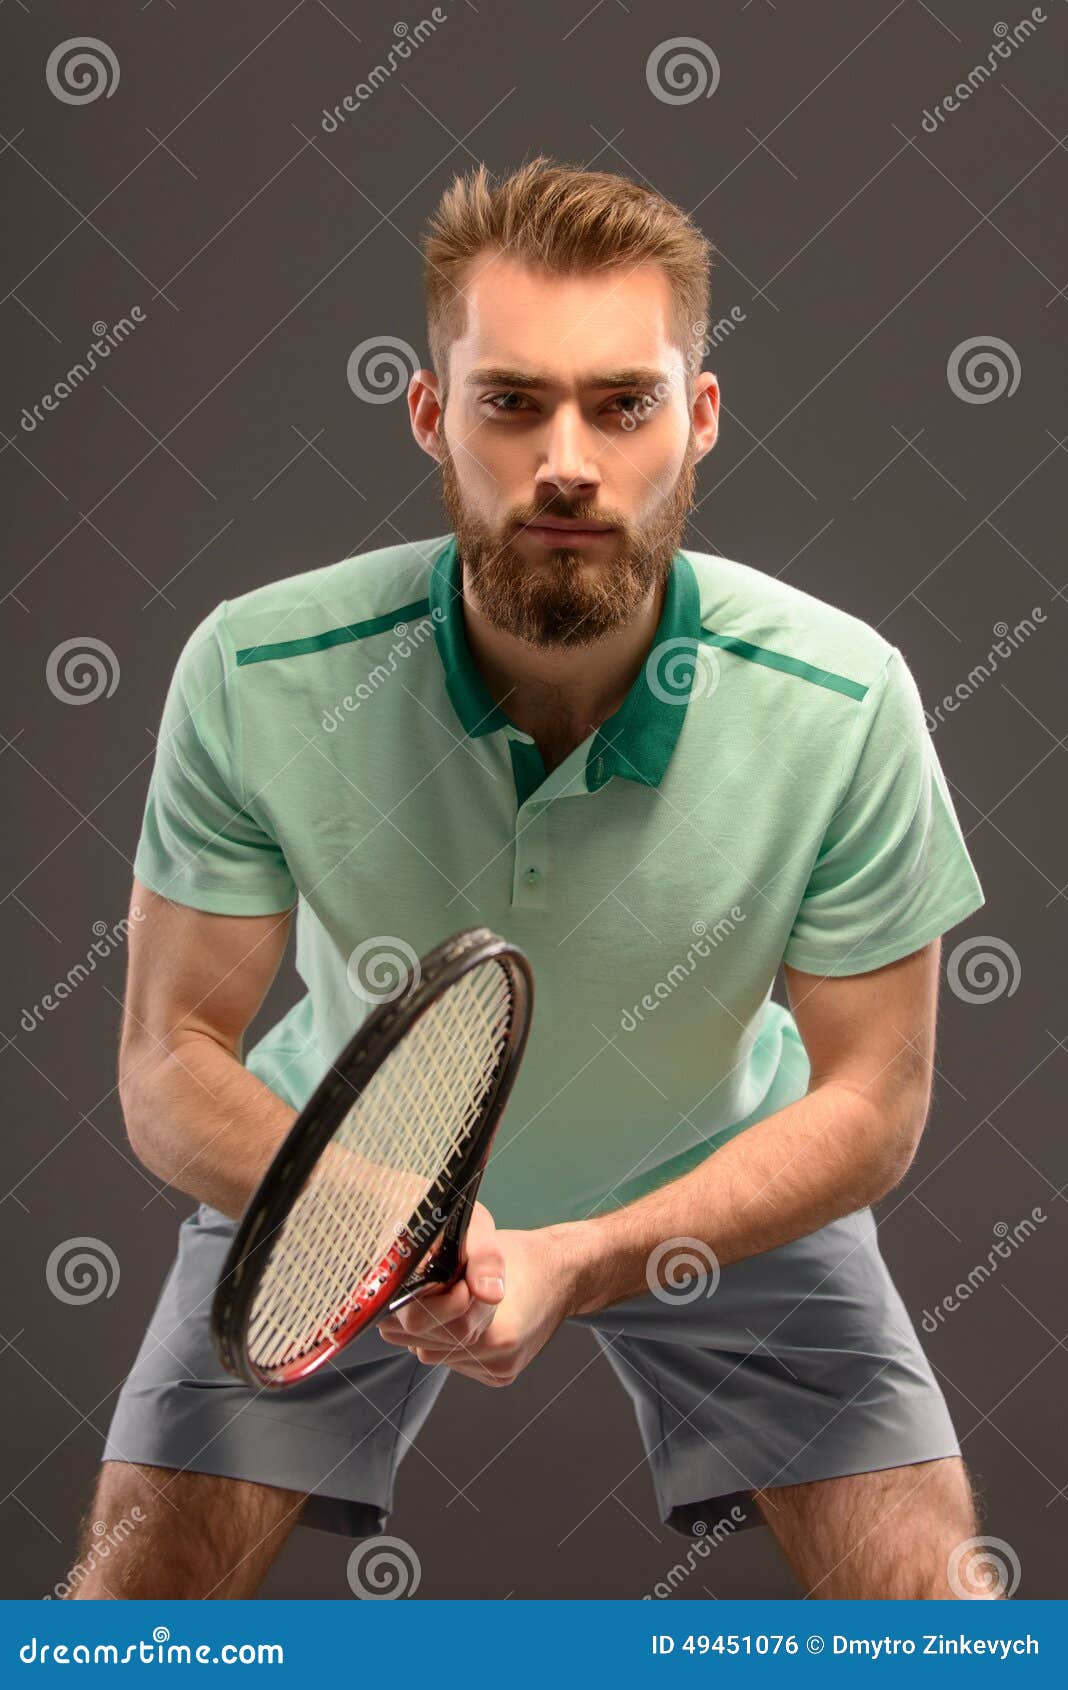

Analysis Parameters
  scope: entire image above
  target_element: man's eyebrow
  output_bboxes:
[464,365,669,391]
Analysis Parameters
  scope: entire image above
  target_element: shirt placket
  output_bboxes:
[505,728,602,908]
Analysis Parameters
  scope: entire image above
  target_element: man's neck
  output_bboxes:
[461,574,667,772]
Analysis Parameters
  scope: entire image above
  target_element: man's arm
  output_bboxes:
[118,879,298,1219]
[559,939,940,1316]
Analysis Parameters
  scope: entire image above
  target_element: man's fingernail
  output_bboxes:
[478,1275,505,1295]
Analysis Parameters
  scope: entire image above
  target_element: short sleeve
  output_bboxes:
[134,605,297,915]
[782,645,985,976]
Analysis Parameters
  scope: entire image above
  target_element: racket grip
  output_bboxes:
[440,1173,479,1264]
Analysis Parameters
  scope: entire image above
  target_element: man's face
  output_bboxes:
[425,254,717,649]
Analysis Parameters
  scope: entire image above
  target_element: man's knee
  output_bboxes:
[64,1461,306,1599]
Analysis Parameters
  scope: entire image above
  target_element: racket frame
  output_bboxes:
[211,927,533,1390]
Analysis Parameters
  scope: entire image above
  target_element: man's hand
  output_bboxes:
[376,1202,579,1387]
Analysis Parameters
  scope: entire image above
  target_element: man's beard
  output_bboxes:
[438,434,698,650]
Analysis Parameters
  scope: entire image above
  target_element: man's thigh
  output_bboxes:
[66,1461,306,1599]
[754,1455,985,1598]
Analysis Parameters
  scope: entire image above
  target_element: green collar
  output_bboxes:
[428,534,702,793]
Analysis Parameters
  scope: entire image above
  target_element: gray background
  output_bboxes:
[1,0,1064,1600]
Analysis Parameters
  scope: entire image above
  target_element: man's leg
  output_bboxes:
[754,1455,987,1599]
[65,1460,307,1599]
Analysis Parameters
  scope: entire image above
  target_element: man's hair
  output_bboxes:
[422,156,715,399]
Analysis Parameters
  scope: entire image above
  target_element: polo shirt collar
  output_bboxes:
[428,533,702,791]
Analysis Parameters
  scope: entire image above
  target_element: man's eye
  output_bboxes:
[480,391,657,420]
[610,392,658,422]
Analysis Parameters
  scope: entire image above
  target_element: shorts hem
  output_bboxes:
[102,1404,397,1541]
[658,1435,962,1539]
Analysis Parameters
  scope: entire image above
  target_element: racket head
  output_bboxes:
[211,927,532,1390]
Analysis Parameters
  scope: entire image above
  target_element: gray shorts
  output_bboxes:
[102,1203,959,1540]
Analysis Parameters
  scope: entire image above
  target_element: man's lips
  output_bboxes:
[521,519,616,536]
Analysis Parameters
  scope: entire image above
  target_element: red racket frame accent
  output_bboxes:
[268,1227,426,1384]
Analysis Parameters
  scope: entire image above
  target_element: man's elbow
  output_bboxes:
[118,1041,175,1177]
[869,1093,930,1202]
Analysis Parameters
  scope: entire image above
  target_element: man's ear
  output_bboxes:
[407,368,444,461]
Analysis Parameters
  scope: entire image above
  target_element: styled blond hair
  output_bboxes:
[422,156,715,396]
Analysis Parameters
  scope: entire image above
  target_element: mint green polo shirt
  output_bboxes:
[134,533,985,1229]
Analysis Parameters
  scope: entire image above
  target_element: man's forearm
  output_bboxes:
[555,1081,921,1318]
[121,1034,297,1220]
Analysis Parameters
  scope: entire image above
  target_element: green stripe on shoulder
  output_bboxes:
[235,597,432,666]
[698,628,868,701]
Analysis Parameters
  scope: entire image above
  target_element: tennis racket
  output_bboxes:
[211,927,533,1390]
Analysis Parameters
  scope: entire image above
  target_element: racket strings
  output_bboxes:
[291,981,501,1277]
[250,1008,496,1364]
[249,1013,500,1368]
[247,960,513,1372]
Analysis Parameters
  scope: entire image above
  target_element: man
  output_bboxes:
[72,158,987,1599]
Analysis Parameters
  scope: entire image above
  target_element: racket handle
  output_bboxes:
[386,1170,484,1313]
